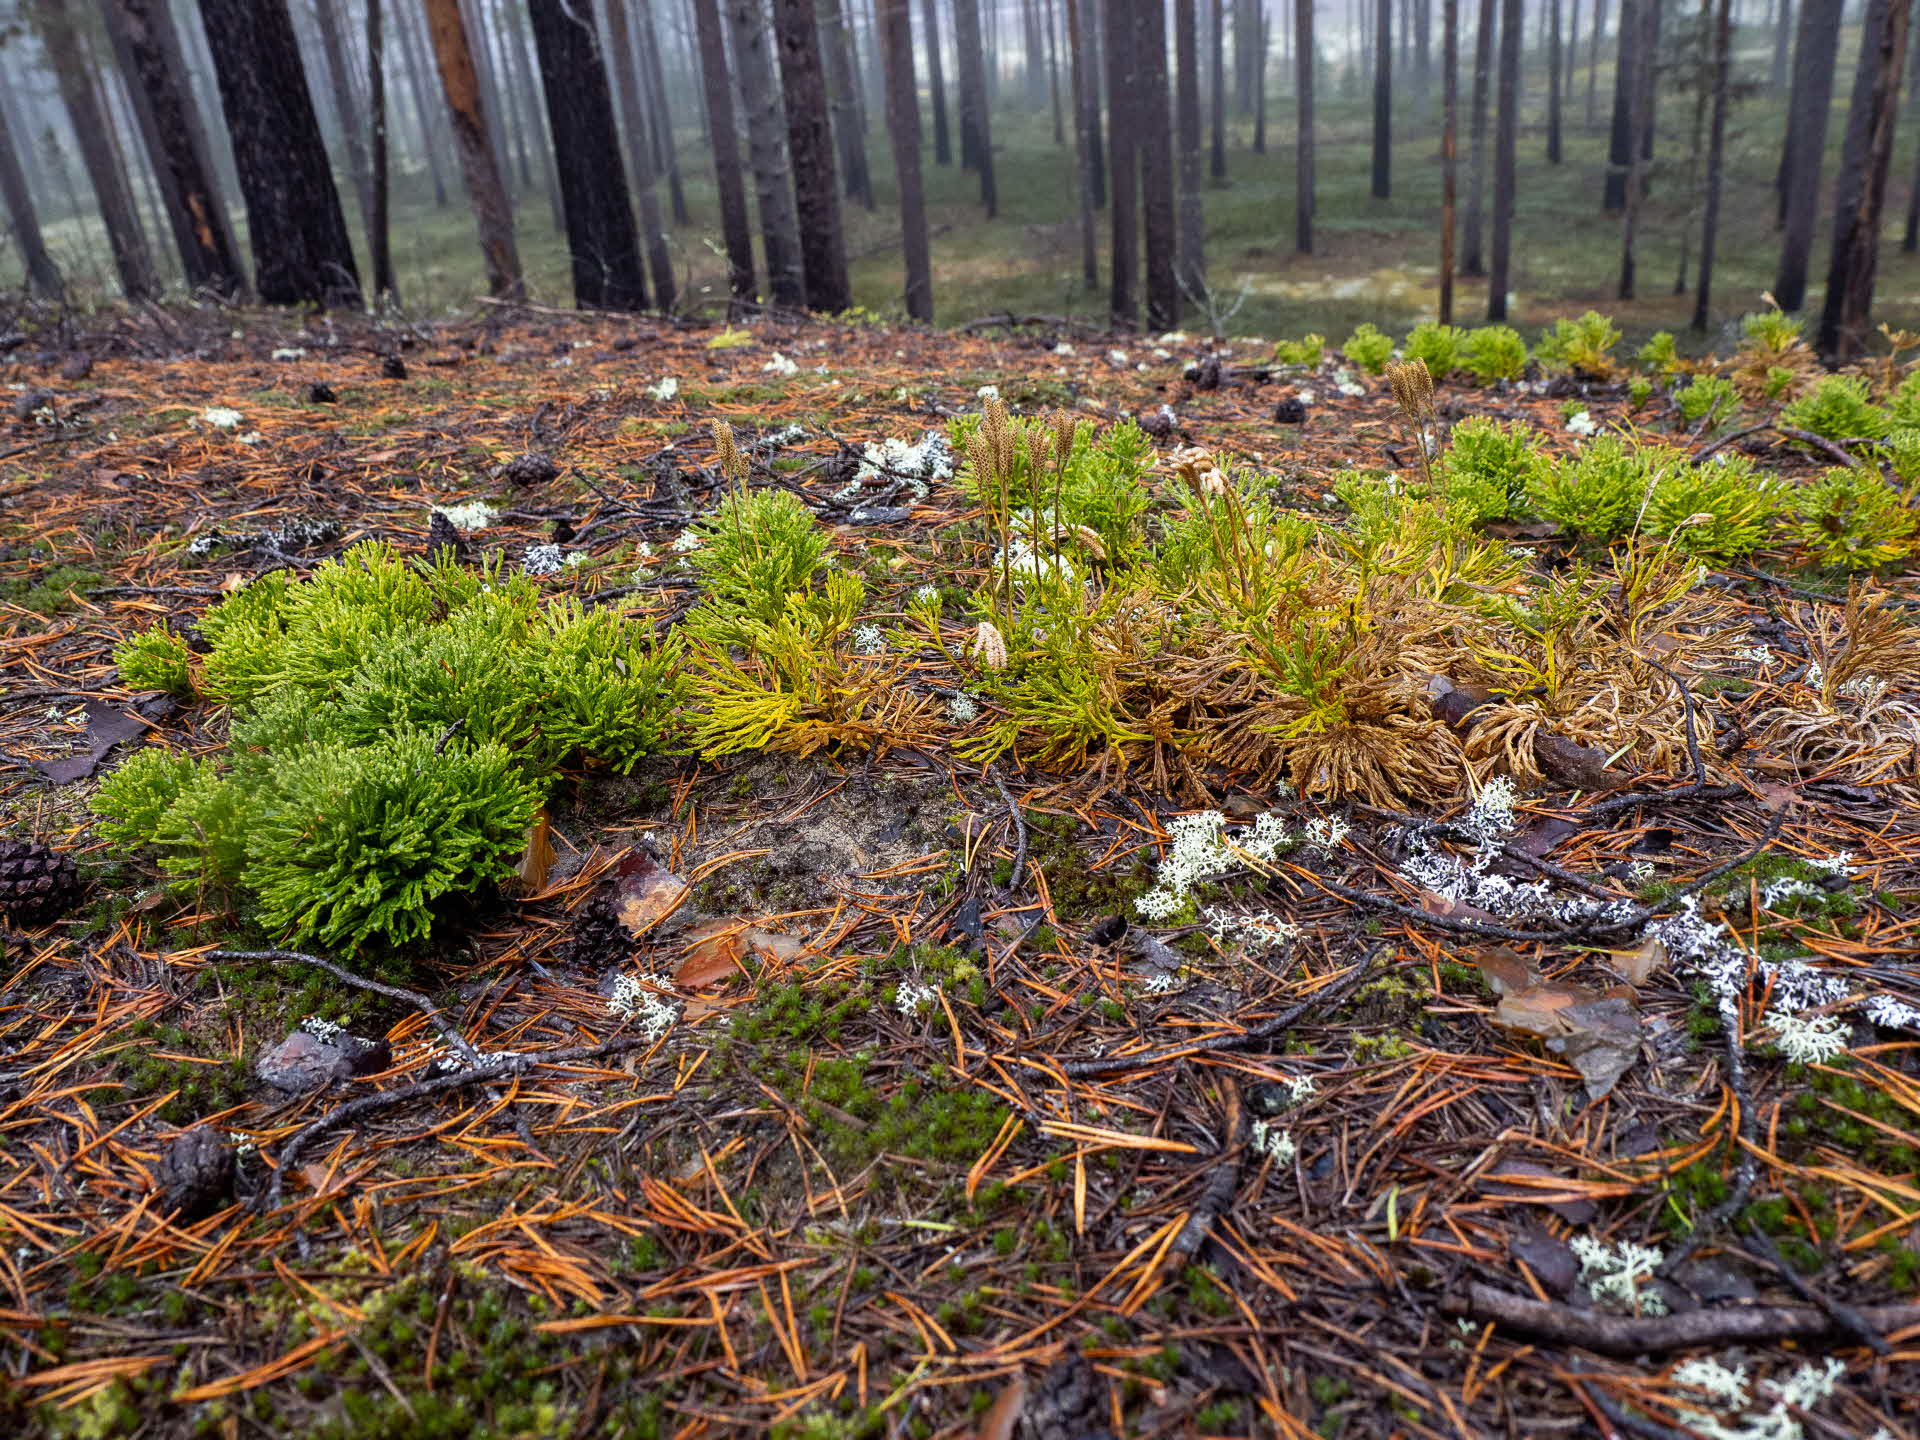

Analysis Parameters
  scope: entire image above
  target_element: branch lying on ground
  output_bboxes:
[1446,1283,1920,1356]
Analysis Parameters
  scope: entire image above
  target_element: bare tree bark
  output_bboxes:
[878,0,932,319]
[1463,0,1492,272]
[1210,0,1228,179]
[527,0,647,310]
[1616,0,1653,297]
[1692,0,1731,330]
[368,0,394,301]
[1546,0,1562,161]
[822,0,876,202]
[393,0,452,206]
[423,0,522,298]
[31,0,156,299]
[772,0,852,310]
[311,0,374,230]
[923,0,953,163]
[726,0,808,306]
[1068,0,1099,286]
[1603,0,1634,210]
[1108,0,1139,322]
[605,0,678,309]
[634,0,688,225]
[1440,0,1457,322]
[197,0,361,306]
[100,0,244,296]
[0,74,62,298]
[1372,0,1392,196]
[1818,0,1910,359]
[1775,0,1842,309]
[1487,0,1517,319]
[954,0,997,211]
[1048,0,1066,143]
[1137,0,1178,329]
[1175,0,1206,302]
[690,0,757,303]
[1294,0,1313,253]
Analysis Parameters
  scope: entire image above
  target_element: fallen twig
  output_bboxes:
[1446,1283,1920,1355]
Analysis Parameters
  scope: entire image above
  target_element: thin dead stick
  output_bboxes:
[1446,1283,1920,1356]
[1741,1223,1892,1356]
[261,1030,667,1210]
[990,768,1029,891]
[1062,944,1385,1078]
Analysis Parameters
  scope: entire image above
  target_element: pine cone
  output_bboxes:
[557,892,633,970]
[0,840,86,924]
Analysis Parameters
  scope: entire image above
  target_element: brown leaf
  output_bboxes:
[1423,891,1505,925]
[1610,935,1668,987]
[1493,980,1595,1037]
[1547,995,1643,1101]
[1751,781,1805,813]
[1471,946,1537,997]
[1533,732,1625,792]
[976,1375,1027,1440]
[613,849,689,938]
[672,920,807,990]
[512,811,556,893]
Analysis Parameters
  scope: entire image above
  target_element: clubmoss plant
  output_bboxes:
[1779,376,1891,444]
[1787,467,1920,570]
[1459,325,1528,383]
[1402,322,1466,379]
[1341,323,1395,375]
[113,628,196,696]
[1535,311,1622,378]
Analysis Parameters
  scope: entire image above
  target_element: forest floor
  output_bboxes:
[1,301,1918,1440]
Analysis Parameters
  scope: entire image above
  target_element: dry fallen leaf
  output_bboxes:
[672,919,806,989]
[975,1375,1026,1440]
[1610,935,1668,987]
[512,811,556,893]
[613,849,689,937]
[1491,973,1644,1102]
[1470,946,1537,997]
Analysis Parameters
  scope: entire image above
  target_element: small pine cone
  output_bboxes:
[0,840,86,924]
[500,452,559,487]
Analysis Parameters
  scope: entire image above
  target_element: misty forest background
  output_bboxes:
[2,0,1919,356]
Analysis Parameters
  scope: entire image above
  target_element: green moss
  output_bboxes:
[0,563,103,614]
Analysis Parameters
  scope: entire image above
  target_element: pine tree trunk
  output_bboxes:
[822,0,876,202]
[423,0,521,297]
[394,0,452,206]
[726,0,808,306]
[1294,0,1313,253]
[1210,0,1228,178]
[455,0,514,195]
[1818,0,1909,359]
[311,0,374,234]
[196,0,360,306]
[1546,0,1562,161]
[503,0,567,231]
[1253,4,1268,154]
[368,0,395,300]
[954,0,998,212]
[1772,0,1793,91]
[526,0,648,310]
[1463,0,1492,272]
[32,0,156,299]
[1585,0,1606,126]
[924,0,953,163]
[1616,0,1653,298]
[772,0,852,310]
[1775,0,1842,309]
[1048,0,1066,143]
[101,0,244,296]
[0,74,62,298]
[1487,0,1517,318]
[1440,0,1457,322]
[1068,0,1099,285]
[634,0,689,225]
[1602,0,1634,210]
[878,0,932,319]
[1175,0,1206,302]
[1372,0,1392,196]
[690,0,757,303]
[1107,0,1139,323]
[1692,0,1730,330]
[605,0,677,309]
[1137,0,1178,329]
[1088,0,1107,205]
